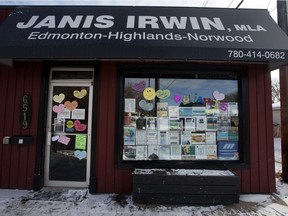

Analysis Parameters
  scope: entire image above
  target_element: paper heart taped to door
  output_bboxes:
[53,93,65,103]
[74,120,87,131]
[64,101,78,111]
[73,89,87,99]
[52,104,65,113]
[74,150,87,160]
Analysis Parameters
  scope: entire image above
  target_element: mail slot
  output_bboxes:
[10,136,33,145]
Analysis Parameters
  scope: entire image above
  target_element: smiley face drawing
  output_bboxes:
[143,87,156,100]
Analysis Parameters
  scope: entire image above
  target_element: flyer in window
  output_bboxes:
[157,102,168,117]
[146,117,158,130]
[168,106,179,120]
[148,145,160,160]
[136,145,148,160]
[218,115,231,127]
[228,127,239,141]
[169,131,180,145]
[171,145,182,160]
[206,116,218,131]
[228,102,238,116]
[206,145,217,159]
[158,117,169,131]
[136,130,147,145]
[184,117,196,131]
[191,133,206,144]
[179,107,193,117]
[158,131,169,145]
[125,98,136,113]
[206,131,216,145]
[196,116,207,131]
[217,126,229,141]
[159,145,171,160]
[195,145,207,159]
[181,145,196,160]
[169,119,181,130]
[181,131,191,145]
[123,145,136,160]
[123,127,135,145]
[146,130,158,145]
[192,106,206,116]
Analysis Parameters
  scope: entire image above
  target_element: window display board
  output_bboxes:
[122,76,240,161]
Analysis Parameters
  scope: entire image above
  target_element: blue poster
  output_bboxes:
[218,141,239,160]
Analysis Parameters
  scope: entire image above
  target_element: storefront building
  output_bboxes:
[0,6,288,194]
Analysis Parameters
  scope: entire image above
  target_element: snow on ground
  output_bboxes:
[0,138,288,216]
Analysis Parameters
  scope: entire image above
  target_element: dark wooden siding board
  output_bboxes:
[248,65,260,193]
[106,62,116,193]
[2,68,18,188]
[27,63,42,189]
[0,66,9,188]
[9,65,24,188]
[96,63,109,193]
[256,65,269,192]
[264,67,276,193]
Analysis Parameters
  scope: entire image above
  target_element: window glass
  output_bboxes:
[122,75,239,161]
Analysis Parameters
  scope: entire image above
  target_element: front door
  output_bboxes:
[44,68,93,187]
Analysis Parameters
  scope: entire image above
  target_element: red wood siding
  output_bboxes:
[0,61,42,189]
[233,64,275,193]
[96,62,132,193]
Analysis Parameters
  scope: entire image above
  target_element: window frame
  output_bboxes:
[115,64,249,170]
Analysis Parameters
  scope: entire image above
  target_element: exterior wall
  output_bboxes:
[0,61,42,189]
[234,64,275,193]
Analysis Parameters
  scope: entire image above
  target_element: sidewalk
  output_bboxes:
[0,185,288,216]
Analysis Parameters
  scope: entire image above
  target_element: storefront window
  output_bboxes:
[122,72,240,162]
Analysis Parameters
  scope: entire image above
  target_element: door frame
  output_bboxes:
[44,67,94,188]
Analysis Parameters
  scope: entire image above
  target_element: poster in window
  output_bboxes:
[196,116,207,131]
[146,117,158,130]
[125,98,136,113]
[136,146,148,160]
[169,131,180,145]
[217,126,229,141]
[157,102,168,117]
[207,116,218,131]
[218,116,231,127]
[148,145,160,160]
[195,145,207,159]
[57,108,71,119]
[124,127,135,145]
[158,131,168,145]
[54,118,65,132]
[206,145,217,159]
[218,141,239,160]
[169,119,181,130]
[123,146,136,160]
[206,131,216,145]
[179,107,193,117]
[184,117,196,131]
[171,145,182,160]
[181,131,191,145]
[72,109,85,120]
[228,102,238,116]
[158,117,169,131]
[159,145,171,160]
[192,106,206,116]
[146,130,158,145]
[136,130,146,145]
[168,106,179,120]
[191,133,206,144]
[228,127,239,141]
